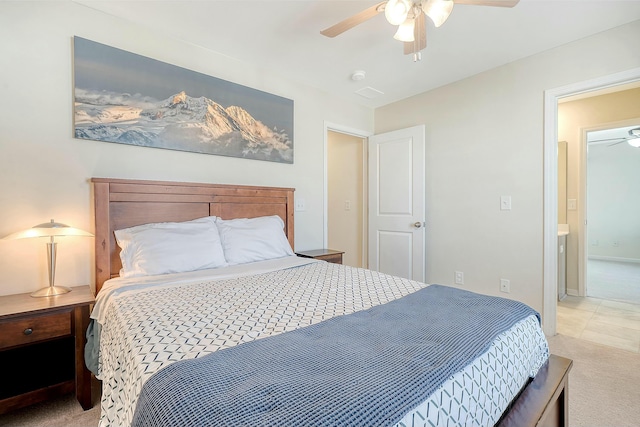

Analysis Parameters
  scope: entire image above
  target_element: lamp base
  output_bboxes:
[31,285,72,298]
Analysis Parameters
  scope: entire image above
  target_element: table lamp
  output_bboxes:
[3,219,93,297]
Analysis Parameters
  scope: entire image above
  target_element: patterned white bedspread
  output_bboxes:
[92,256,548,427]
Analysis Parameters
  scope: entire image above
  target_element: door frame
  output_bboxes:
[542,67,640,336]
[323,121,372,268]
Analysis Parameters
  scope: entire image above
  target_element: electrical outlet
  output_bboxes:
[344,200,351,211]
[500,279,510,293]
[455,271,464,285]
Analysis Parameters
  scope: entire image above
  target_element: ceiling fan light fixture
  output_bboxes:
[628,137,640,148]
[626,127,640,147]
[422,0,454,28]
[385,0,411,25]
[393,18,416,42]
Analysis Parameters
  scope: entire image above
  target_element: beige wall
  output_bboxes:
[327,131,365,268]
[558,87,640,294]
[375,20,640,313]
[0,2,373,296]
[1,2,639,306]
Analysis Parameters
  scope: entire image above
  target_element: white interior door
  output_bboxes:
[368,125,425,281]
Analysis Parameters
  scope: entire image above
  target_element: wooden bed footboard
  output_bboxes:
[498,354,573,427]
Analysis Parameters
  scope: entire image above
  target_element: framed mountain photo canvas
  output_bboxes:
[73,37,294,163]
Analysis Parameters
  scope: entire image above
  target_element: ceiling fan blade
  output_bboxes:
[404,12,427,55]
[453,0,520,7]
[320,1,386,38]
[589,137,626,143]
[607,140,627,147]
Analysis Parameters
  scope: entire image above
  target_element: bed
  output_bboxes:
[87,177,572,427]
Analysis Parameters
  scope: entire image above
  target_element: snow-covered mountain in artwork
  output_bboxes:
[74,89,293,163]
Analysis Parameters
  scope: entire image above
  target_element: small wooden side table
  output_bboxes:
[0,285,94,414]
[296,249,344,264]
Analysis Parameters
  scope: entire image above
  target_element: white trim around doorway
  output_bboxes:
[543,67,640,337]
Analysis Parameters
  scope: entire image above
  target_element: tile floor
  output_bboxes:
[586,259,640,305]
[557,295,640,353]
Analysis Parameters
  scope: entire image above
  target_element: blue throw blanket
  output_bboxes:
[132,284,540,427]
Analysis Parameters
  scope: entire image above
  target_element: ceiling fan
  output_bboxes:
[320,0,520,60]
[589,127,640,148]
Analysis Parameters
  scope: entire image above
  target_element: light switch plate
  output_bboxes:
[500,196,512,211]
[295,198,306,211]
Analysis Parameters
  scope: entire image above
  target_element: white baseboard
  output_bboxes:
[566,289,579,297]
[588,255,640,264]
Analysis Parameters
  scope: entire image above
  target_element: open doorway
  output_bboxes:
[326,130,367,268]
[542,67,640,337]
[324,123,371,269]
[552,87,640,351]
[558,89,640,301]
[584,124,640,304]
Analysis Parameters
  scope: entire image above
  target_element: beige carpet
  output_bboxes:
[1,334,638,427]
[547,333,640,427]
[0,378,101,427]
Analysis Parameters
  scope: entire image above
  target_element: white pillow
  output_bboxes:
[114,216,227,278]
[216,215,294,265]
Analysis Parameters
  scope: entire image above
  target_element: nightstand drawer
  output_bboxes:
[0,311,71,349]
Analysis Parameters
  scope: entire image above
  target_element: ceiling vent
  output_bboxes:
[355,86,384,99]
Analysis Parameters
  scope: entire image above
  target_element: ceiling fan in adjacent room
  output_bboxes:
[320,0,520,61]
[589,127,640,148]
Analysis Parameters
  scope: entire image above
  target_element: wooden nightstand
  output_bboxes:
[0,286,94,414]
[296,249,344,264]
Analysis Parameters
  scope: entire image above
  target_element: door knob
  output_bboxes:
[413,222,423,228]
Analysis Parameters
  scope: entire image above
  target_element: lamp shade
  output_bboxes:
[3,220,93,240]
[3,219,93,297]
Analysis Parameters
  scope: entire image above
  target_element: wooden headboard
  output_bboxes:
[92,178,295,294]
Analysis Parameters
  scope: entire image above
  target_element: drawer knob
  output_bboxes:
[23,328,33,336]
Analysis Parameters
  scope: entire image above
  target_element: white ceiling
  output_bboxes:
[74,0,640,109]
